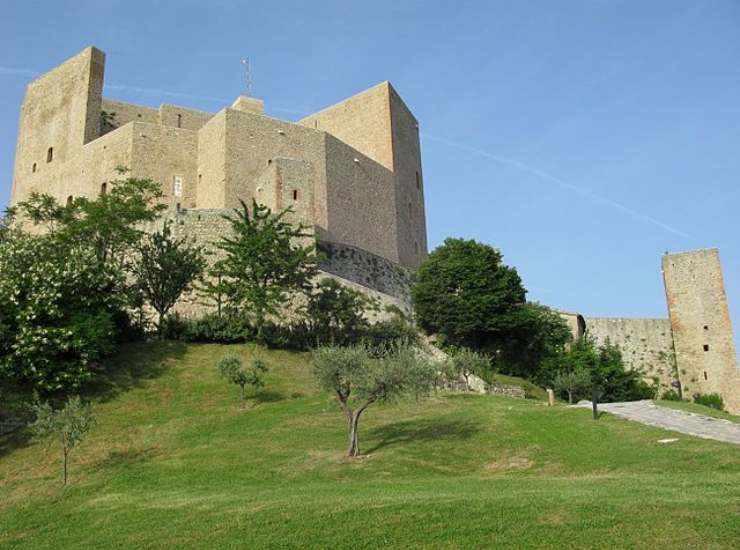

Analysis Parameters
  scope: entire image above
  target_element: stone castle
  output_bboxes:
[8,47,740,413]
[10,46,425,307]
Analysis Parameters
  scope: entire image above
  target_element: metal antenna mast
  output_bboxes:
[240,57,253,97]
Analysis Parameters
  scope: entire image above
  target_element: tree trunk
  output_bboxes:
[63,448,68,486]
[347,410,361,457]
[568,390,573,405]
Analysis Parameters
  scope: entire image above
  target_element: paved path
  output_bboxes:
[576,400,740,445]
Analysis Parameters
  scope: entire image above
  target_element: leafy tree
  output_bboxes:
[312,343,434,457]
[305,277,377,345]
[209,200,317,340]
[498,302,572,378]
[133,221,205,334]
[0,234,120,393]
[553,369,592,404]
[14,172,166,267]
[31,396,94,485]
[411,238,526,351]
[544,338,653,403]
[412,238,571,377]
[217,354,269,409]
[446,348,491,390]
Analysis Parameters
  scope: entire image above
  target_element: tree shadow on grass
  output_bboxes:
[364,418,482,454]
[254,390,285,404]
[0,425,32,459]
[82,340,188,403]
[94,446,161,471]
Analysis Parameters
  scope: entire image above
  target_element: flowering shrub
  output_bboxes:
[0,234,122,393]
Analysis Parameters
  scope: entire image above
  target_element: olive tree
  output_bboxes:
[446,348,491,391]
[217,355,269,409]
[553,369,592,404]
[31,396,95,485]
[312,343,435,458]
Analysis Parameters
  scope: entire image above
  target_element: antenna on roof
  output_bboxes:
[240,57,253,97]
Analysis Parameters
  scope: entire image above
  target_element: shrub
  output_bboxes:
[694,393,725,411]
[660,389,683,402]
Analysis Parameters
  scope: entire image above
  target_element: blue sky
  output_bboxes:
[1,1,738,336]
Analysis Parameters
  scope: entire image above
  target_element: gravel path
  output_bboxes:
[576,399,740,445]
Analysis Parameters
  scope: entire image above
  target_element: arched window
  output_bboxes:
[47,147,54,163]
[66,195,73,206]
[100,182,107,196]
[293,189,298,201]
[177,113,182,128]
[32,163,37,173]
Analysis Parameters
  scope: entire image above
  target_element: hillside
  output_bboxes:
[1,343,739,549]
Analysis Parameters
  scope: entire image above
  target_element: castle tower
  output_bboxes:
[662,248,740,413]
[11,47,105,206]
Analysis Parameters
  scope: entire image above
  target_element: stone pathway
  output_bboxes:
[576,399,740,445]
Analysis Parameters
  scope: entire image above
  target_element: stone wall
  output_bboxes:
[317,241,411,303]
[662,249,740,413]
[584,317,675,390]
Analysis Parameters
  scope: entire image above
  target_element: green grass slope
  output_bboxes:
[1,343,739,549]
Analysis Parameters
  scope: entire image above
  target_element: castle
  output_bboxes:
[8,47,740,413]
[10,46,425,306]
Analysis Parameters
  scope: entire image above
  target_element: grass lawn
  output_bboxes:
[655,399,740,424]
[1,342,739,548]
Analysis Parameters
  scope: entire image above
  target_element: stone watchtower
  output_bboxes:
[662,248,740,413]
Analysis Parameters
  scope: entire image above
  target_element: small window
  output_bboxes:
[408,202,412,216]
[176,202,181,213]
[293,189,298,201]
[66,195,73,206]
[415,171,421,190]
[137,113,142,118]
[198,174,202,186]
[703,344,709,352]
[704,371,708,380]
[32,163,37,173]
[703,325,709,330]
[177,113,182,128]
[414,241,419,253]
[47,147,53,163]
[173,176,183,197]
[267,159,272,165]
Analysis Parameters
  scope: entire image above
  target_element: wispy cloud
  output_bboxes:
[0,66,40,77]
[422,133,694,240]
[0,66,308,114]
[104,83,229,104]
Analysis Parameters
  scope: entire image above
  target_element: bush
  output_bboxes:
[660,389,683,402]
[694,393,725,411]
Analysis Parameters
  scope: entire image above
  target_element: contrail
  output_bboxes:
[0,66,40,77]
[422,133,694,240]
[1,66,306,114]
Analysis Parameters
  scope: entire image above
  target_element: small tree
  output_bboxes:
[446,348,491,391]
[553,369,591,404]
[305,277,377,344]
[217,355,269,409]
[312,343,434,457]
[31,396,94,485]
[209,200,317,340]
[133,221,205,334]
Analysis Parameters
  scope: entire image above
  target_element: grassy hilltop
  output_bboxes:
[1,342,739,548]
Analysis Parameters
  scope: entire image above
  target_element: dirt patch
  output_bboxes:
[485,456,533,472]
